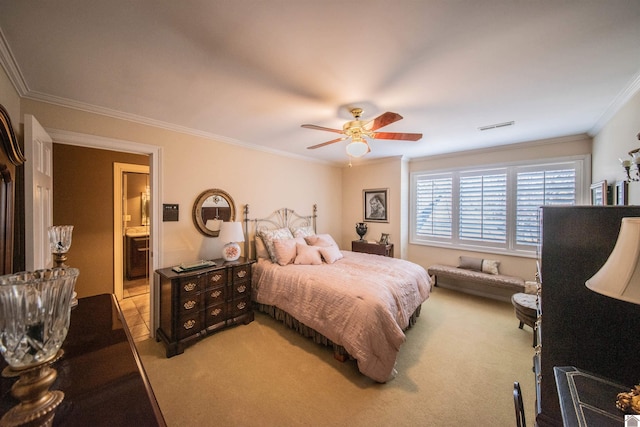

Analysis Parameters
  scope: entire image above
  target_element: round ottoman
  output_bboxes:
[511,292,538,346]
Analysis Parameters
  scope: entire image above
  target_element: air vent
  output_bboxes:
[478,121,515,131]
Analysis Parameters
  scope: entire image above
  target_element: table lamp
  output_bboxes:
[218,222,244,262]
[585,217,640,414]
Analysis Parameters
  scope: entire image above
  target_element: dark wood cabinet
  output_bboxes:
[351,240,394,257]
[536,206,640,426]
[155,258,254,357]
[126,235,149,279]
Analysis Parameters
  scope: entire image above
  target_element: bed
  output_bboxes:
[244,205,431,382]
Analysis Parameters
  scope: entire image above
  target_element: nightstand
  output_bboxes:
[351,240,394,257]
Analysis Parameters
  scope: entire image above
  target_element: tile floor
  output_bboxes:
[119,278,151,342]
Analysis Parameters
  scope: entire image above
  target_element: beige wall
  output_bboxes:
[592,90,640,204]
[53,144,149,297]
[18,99,343,296]
[341,135,592,279]
[340,157,404,254]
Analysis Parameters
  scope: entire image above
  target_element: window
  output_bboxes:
[411,156,588,255]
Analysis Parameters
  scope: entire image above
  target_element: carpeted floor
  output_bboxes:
[135,287,536,426]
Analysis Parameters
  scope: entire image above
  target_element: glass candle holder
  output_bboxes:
[48,225,74,268]
[0,267,79,426]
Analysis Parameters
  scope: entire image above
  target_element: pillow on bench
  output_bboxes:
[459,256,500,275]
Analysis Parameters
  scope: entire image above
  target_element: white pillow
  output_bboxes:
[319,245,343,264]
[259,228,294,263]
[294,243,322,265]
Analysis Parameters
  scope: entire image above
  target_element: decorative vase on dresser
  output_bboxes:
[535,206,640,426]
[155,257,255,357]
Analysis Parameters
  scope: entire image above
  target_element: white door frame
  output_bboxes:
[46,128,162,339]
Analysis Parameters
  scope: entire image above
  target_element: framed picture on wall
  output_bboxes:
[363,188,388,223]
[616,180,629,205]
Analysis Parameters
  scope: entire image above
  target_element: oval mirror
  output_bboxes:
[192,189,236,237]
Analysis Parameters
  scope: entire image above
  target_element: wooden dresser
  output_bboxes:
[351,240,394,257]
[155,258,255,357]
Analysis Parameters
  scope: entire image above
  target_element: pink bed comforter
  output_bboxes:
[252,251,431,382]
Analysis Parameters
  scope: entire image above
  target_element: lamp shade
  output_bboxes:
[586,217,640,305]
[218,221,245,244]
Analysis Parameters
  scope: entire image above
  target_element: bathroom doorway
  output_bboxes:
[113,162,150,301]
[122,170,150,298]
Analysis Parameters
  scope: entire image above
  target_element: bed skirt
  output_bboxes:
[254,302,423,361]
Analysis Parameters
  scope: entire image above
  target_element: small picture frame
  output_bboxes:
[363,188,388,223]
[590,180,608,206]
[379,233,389,245]
[616,180,629,206]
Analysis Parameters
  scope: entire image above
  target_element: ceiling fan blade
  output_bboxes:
[307,137,347,149]
[301,124,344,134]
[362,112,403,131]
[372,132,423,141]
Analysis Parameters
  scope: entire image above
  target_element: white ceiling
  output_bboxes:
[0,1,639,165]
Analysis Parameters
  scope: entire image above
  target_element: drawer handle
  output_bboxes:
[210,290,222,299]
[237,270,247,278]
[183,282,196,292]
[211,274,222,282]
[236,285,246,294]
[183,319,196,330]
[210,308,222,316]
[183,300,196,310]
[237,301,246,310]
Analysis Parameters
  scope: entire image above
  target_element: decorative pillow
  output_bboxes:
[294,243,323,265]
[259,228,294,263]
[481,259,500,275]
[458,256,483,272]
[458,256,500,275]
[318,245,343,264]
[305,234,338,248]
[255,235,269,259]
[273,237,306,266]
[291,226,315,238]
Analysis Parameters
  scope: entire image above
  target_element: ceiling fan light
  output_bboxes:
[346,140,369,157]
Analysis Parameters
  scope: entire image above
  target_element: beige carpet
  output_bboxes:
[136,287,536,426]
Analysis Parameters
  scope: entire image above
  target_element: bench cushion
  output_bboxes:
[427,264,525,302]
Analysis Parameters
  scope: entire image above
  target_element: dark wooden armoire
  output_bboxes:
[536,206,640,426]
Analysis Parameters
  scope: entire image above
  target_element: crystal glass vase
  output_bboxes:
[0,267,79,426]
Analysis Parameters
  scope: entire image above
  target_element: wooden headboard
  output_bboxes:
[0,104,26,275]
[243,204,317,260]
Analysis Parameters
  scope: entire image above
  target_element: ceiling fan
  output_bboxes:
[301,108,422,158]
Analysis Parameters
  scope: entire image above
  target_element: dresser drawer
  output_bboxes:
[204,285,226,306]
[231,264,250,283]
[178,293,202,315]
[205,303,227,327]
[177,311,204,340]
[178,274,206,296]
[229,296,251,318]
[206,269,227,288]
[230,281,250,299]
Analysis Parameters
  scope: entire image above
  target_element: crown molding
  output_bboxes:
[0,27,28,96]
[590,69,640,135]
